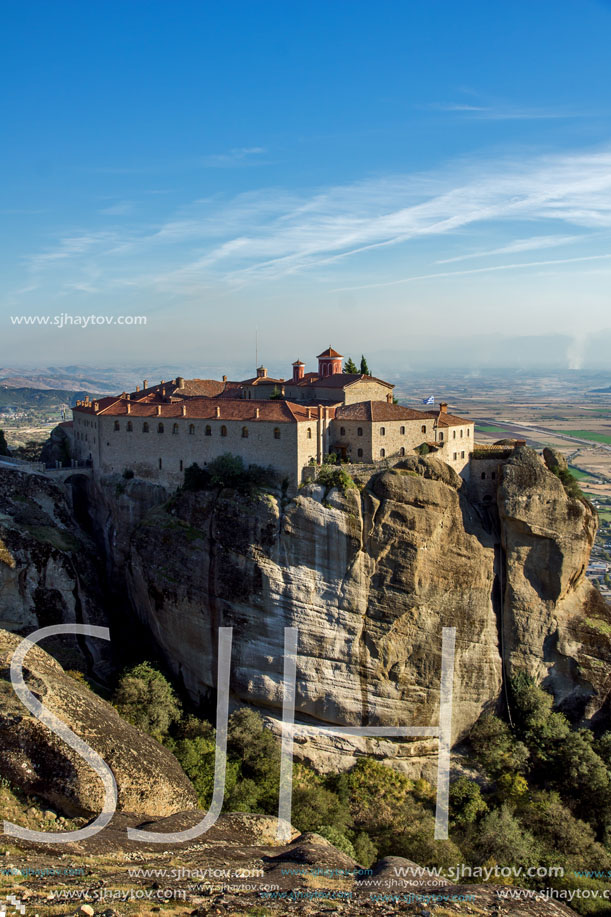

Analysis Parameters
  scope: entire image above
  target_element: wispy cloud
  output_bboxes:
[200,146,268,168]
[17,145,611,297]
[436,234,582,264]
[426,102,591,120]
[99,201,134,216]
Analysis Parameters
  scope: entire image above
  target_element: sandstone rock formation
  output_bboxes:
[0,627,198,817]
[98,447,611,777]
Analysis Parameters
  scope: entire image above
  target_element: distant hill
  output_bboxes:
[591,385,611,393]
[0,387,102,409]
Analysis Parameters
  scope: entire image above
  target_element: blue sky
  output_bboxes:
[2,0,611,370]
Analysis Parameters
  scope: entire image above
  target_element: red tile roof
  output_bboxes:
[317,347,343,358]
[74,398,323,424]
[288,372,393,390]
[335,401,472,426]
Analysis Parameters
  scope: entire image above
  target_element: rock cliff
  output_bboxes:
[95,447,611,777]
[0,627,198,816]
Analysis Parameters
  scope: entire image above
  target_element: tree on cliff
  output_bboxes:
[344,357,358,374]
[113,661,182,740]
[360,355,370,375]
[0,429,9,456]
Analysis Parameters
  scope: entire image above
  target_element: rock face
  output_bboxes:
[104,448,611,776]
[0,628,198,817]
[0,468,109,672]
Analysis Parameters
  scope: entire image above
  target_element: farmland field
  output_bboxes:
[565,430,611,445]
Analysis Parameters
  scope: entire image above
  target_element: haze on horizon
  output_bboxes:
[2,0,611,371]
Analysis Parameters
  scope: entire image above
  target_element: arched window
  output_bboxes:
[340,426,345,436]
[380,448,386,458]
[453,430,456,439]
[306,427,312,439]
[357,427,363,436]
[142,422,149,433]
[481,472,486,479]
[274,427,281,440]
[114,420,120,431]
[380,427,386,436]
[400,447,405,456]
[357,448,363,457]
[205,425,211,436]
[172,423,179,435]
[189,424,195,435]
[180,459,183,471]
[467,428,470,437]
[421,425,426,434]
[400,426,405,435]
[439,431,444,441]
[158,423,164,433]
[127,421,133,432]
[453,452,457,460]
[220,425,227,437]
[242,426,249,438]
[159,458,163,469]
[460,429,463,438]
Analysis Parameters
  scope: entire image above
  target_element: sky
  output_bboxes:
[2,0,611,372]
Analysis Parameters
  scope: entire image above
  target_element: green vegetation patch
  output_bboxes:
[22,525,79,553]
[475,423,509,434]
[584,617,611,637]
[565,430,611,445]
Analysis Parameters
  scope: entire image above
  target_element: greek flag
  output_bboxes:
[423,395,434,405]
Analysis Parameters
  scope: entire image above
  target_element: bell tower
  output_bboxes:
[317,346,343,377]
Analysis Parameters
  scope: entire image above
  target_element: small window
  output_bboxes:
[114,420,120,431]
[400,447,405,456]
[220,425,227,437]
[127,421,133,432]
[158,423,164,433]
[357,448,363,457]
[189,424,195,435]
[274,427,281,440]
[491,471,496,480]
[306,427,312,439]
[171,423,178,434]
[380,427,385,436]
[357,427,363,436]
[439,432,444,441]
[180,459,183,471]
[453,430,456,439]
[142,422,149,433]
[159,458,163,469]
[467,428,470,437]
[481,472,486,480]
[242,426,249,438]
[400,426,405,435]
[460,429,463,438]
[421,425,426,434]
[340,426,345,436]
[205,425,211,436]
[461,451,465,458]
[380,448,386,458]
[453,452,457,460]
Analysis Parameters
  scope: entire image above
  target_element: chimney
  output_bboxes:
[292,360,305,382]
[215,405,221,418]
[222,374,227,382]
[156,405,162,415]
[307,407,311,418]
[126,402,131,414]
[135,384,140,392]
[93,401,99,411]
[160,380,165,385]
[177,376,185,389]
[182,404,187,416]
[386,393,392,403]
[255,407,260,418]
[439,402,448,414]
[256,366,267,379]
[143,379,148,389]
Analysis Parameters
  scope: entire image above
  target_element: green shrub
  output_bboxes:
[183,454,276,494]
[113,661,182,739]
[316,463,355,493]
[449,777,488,826]
[316,824,356,858]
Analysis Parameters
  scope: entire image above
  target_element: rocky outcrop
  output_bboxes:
[100,448,609,777]
[0,468,109,672]
[0,627,198,817]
